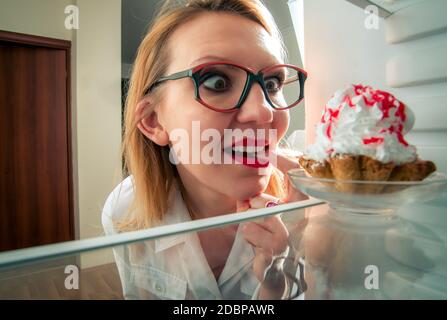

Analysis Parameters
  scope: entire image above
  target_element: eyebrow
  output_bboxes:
[189,55,282,69]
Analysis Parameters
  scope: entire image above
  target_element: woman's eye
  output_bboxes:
[201,74,230,92]
[264,77,282,92]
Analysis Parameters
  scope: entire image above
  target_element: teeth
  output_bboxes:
[246,146,256,153]
[231,145,267,153]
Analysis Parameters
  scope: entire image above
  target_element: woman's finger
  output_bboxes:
[248,193,280,209]
[261,215,289,240]
[236,200,250,212]
[242,222,273,249]
[242,221,287,255]
[244,194,289,237]
[250,215,287,237]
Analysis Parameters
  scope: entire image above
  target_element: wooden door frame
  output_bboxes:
[0,30,74,241]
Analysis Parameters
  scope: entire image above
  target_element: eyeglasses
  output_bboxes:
[145,61,308,113]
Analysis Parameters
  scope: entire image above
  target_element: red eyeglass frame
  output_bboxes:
[146,60,308,113]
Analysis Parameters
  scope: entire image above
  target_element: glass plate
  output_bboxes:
[287,169,447,214]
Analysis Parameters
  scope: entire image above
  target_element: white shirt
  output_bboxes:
[101,175,260,300]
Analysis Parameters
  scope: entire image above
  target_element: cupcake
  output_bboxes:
[299,84,436,193]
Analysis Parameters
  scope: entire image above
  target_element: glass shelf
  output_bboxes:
[0,198,323,271]
[1,190,446,300]
[0,199,323,300]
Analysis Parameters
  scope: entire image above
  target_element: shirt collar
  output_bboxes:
[218,224,256,285]
[154,186,190,253]
[153,186,256,283]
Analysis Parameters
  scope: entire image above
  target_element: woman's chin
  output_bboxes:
[228,176,270,201]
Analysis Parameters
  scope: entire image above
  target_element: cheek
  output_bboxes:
[159,84,193,131]
[274,110,290,141]
[159,88,232,166]
[160,83,231,134]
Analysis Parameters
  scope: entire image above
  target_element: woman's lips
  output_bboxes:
[231,151,270,168]
[223,137,270,168]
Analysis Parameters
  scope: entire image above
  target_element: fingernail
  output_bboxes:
[265,201,279,208]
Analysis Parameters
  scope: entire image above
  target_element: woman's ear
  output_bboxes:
[135,97,170,146]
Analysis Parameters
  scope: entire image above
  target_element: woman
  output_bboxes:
[102,0,307,300]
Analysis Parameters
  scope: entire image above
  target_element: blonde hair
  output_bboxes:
[118,0,287,231]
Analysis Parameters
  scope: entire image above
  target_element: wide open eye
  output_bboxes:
[196,64,247,110]
[201,73,231,92]
[264,76,282,93]
[263,66,302,109]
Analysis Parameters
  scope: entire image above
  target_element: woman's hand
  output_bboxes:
[237,194,289,299]
[235,151,308,298]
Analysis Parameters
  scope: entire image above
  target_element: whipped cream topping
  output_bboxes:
[306,84,417,164]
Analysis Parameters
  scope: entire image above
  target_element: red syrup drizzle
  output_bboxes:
[321,84,409,149]
[363,137,384,145]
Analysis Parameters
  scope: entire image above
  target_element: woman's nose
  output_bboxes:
[235,83,273,124]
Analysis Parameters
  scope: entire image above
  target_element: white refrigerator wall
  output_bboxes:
[292,0,447,172]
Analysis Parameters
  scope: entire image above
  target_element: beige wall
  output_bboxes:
[74,0,122,268]
[0,0,122,268]
[0,0,73,40]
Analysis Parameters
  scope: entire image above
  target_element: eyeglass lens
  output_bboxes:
[196,64,302,111]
